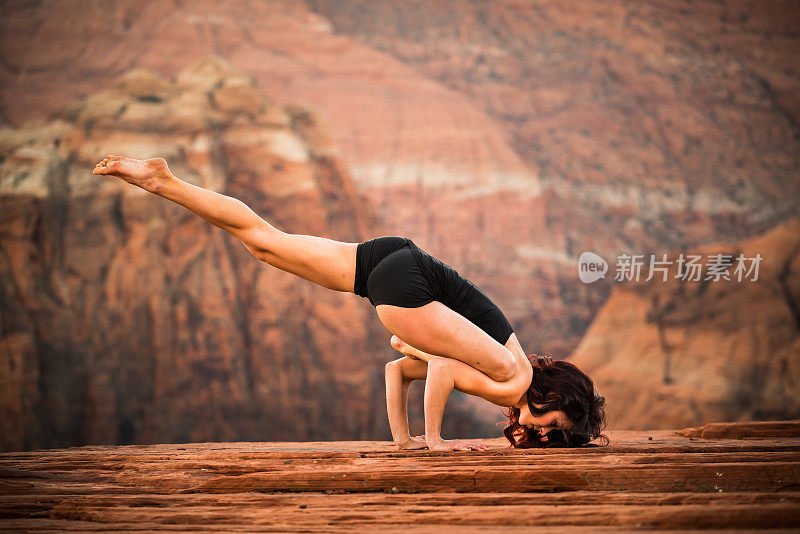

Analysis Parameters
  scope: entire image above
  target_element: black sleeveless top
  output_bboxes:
[354,236,514,345]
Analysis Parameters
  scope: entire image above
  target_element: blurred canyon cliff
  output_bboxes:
[571,217,800,430]
[1,0,799,449]
[0,59,392,451]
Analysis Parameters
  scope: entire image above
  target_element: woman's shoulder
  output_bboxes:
[505,333,534,393]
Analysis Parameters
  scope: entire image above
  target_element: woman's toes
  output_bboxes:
[390,335,404,351]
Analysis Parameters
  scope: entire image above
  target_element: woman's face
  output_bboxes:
[517,401,573,438]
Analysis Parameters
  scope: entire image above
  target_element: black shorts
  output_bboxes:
[354,236,514,345]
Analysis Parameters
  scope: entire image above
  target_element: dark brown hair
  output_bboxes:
[503,355,608,448]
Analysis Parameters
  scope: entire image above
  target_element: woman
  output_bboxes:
[93,155,606,451]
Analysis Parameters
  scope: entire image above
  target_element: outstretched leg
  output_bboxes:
[94,155,358,292]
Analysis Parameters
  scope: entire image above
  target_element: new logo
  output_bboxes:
[578,252,608,283]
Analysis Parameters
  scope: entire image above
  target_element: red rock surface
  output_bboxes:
[2,1,798,358]
[1,421,799,531]
[571,217,800,430]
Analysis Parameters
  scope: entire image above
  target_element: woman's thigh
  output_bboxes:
[375,301,516,382]
[259,232,358,293]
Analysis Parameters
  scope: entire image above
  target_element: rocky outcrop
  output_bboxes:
[0,56,509,452]
[570,218,800,430]
[304,0,800,355]
[308,0,800,242]
[3,1,799,358]
[1,421,799,530]
[0,58,399,452]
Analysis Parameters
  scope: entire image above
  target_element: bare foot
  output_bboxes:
[390,335,406,352]
[390,335,422,360]
[93,155,174,194]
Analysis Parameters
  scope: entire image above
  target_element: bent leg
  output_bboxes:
[377,301,516,382]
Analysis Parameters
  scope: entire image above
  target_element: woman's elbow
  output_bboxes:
[385,358,404,379]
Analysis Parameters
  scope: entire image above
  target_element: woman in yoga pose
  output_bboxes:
[93,155,606,451]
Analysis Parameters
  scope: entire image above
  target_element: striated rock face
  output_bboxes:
[0,58,396,452]
[3,1,798,358]
[306,0,800,354]
[570,218,800,430]
[0,421,799,530]
[0,57,508,452]
[1,1,799,447]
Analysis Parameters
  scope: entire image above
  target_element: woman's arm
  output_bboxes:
[389,336,525,451]
[424,358,487,451]
[386,355,487,451]
[385,357,428,448]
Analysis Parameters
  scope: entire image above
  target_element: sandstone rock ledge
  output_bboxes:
[1,421,799,533]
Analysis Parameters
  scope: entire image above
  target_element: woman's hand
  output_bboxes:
[395,436,428,450]
[426,438,487,451]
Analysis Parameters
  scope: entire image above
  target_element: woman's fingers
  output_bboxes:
[453,440,486,451]
[428,439,487,452]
